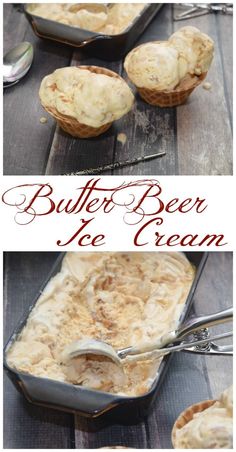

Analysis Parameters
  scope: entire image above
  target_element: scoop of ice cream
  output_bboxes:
[169,26,214,75]
[39,67,134,128]
[124,41,188,90]
[174,386,233,449]
[64,354,127,391]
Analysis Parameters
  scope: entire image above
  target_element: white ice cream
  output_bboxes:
[169,26,214,75]
[124,42,185,90]
[39,67,134,128]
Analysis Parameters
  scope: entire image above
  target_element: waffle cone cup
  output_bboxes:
[137,72,207,107]
[172,399,216,448]
[41,66,124,138]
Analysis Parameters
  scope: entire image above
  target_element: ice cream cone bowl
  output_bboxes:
[171,399,216,448]
[43,104,112,139]
[137,72,207,107]
[40,65,127,139]
[124,39,209,108]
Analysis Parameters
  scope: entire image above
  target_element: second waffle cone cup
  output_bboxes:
[42,66,123,139]
[137,72,207,107]
[171,399,216,448]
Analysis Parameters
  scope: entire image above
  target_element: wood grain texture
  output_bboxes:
[173,6,233,175]
[3,4,232,175]
[4,252,233,448]
[190,252,233,397]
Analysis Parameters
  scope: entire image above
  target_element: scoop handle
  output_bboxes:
[175,307,233,340]
[118,307,233,358]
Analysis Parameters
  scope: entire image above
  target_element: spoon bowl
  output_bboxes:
[61,338,122,366]
[3,41,33,83]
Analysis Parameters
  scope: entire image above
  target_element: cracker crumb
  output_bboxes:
[202,82,212,91]
[40,117,48,124]
[117,133,127,145]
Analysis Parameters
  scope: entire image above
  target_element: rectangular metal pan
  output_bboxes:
[24,3,163,61]
[4,252,208,423]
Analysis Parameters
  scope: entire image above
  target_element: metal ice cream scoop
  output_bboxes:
[62,307,233,365]
[3,42,34,88]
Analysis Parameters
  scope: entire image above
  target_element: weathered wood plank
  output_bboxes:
[215,14,233,123]
[3,4,73,175]
[191,252,233,397]
[173,6,233,175]
[4,252,74,449]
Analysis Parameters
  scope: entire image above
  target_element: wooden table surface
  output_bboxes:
[4,252,233,449]
[3,4,232,176]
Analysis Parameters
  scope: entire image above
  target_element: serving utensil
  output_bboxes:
[174,3,233,20]
[62,307,233,365]
[3,41,34,87]
[66,152,166,176]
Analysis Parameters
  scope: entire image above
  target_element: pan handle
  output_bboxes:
[18,373,122,417]
[31,20,112,48]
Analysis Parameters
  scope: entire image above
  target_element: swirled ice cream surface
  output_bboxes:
[39,67,134,128]
[28,3,146,35]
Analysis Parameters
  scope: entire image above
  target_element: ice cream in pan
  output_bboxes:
[27,3,146,35]
[6,252,195,397]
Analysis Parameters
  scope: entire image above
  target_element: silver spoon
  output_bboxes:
[3,41,33,87]
[3,80,20,89]
[61,308,232,365]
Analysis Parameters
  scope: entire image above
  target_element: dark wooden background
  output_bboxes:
[3,4,232,176]
[4,252,233,448]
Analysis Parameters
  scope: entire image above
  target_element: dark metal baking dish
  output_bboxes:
[4,252,208,423]
[24,3,163,61]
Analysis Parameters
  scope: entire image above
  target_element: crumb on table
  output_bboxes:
[40,117,48,124]
[117,132,127,145]
[202,82,212,90]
